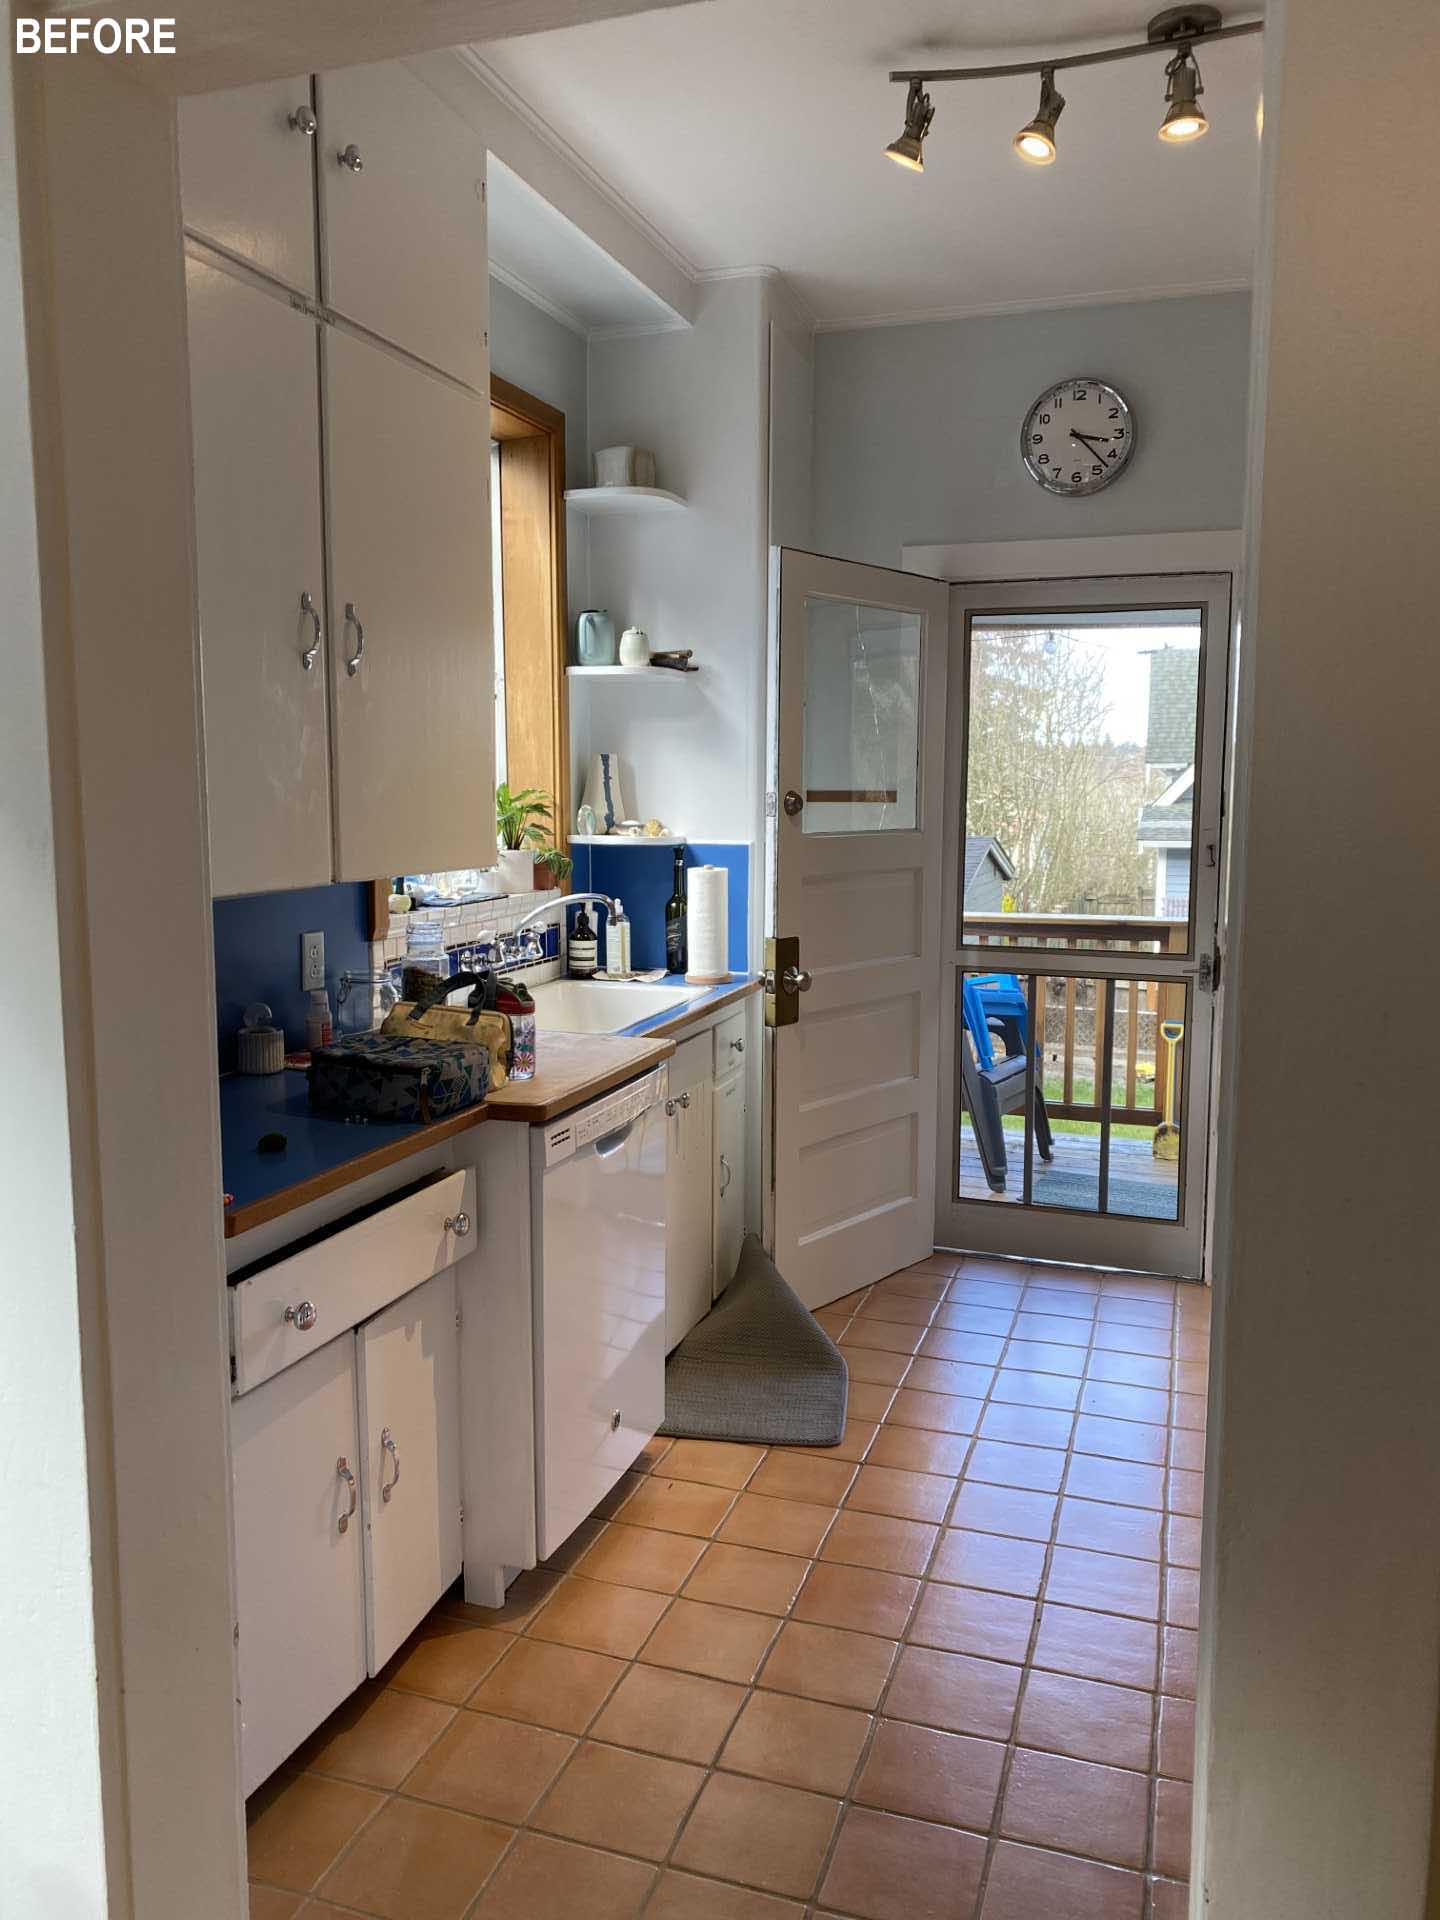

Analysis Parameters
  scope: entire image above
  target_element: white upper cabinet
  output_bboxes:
[179,76,318,297]
[324,327,493,880]
[316,62,489,392]
[187,255,332,896]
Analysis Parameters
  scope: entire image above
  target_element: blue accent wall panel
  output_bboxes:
[570,843,749,974]
[213,883,371,1069]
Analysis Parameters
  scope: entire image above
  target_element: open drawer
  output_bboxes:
[230,1167,475,1394]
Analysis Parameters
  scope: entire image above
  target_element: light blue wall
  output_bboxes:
[812,291,1252,566]
[488,276,588,488]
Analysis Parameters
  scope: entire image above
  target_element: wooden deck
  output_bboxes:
[957,1124,1181,1214]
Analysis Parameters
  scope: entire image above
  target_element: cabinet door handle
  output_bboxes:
[283,1299,318,1332]
[337,142,364,173]
[343,602,365,676]
[677,1090,691,1110]
[336,1457,356,1534]
[719,1153,732,1196]
[288,104,317,137]
[299,590,322,671]
[380,1426,401,1503]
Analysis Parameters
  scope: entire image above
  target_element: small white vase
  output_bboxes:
[619,626,651,667]
[497,847,535,895]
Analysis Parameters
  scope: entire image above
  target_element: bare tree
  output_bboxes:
[965,627,1153,913]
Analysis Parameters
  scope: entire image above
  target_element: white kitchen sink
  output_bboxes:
[529,978,698,1035]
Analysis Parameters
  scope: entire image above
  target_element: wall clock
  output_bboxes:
[1021,378,1136,495]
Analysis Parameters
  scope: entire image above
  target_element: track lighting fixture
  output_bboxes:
[885,78,934,171]
[1013,67,1066,165]
[1158,48,1209,141]
[885,5,1255,170]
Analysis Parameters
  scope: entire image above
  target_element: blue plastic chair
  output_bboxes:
[960,973,1054,1192]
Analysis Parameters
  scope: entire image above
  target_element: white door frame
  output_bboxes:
[933,562,1237,1278]
[910,533,1241,1283]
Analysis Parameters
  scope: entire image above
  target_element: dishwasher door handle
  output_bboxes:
[592,1118,637,1159]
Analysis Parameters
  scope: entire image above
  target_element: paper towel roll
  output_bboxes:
[685,864,730,983]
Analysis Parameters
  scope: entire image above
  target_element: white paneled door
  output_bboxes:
[768,550,949,1309]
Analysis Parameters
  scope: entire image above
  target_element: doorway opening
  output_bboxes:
[937,577,1232,1279]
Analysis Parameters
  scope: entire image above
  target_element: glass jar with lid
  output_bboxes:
[335,969,400,1036]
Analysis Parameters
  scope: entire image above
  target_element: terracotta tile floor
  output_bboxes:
[247,1254,1207,1919]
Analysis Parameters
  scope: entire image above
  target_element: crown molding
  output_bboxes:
[487,260,591,339]
[811,277,1253,333]
[454,46,700,285]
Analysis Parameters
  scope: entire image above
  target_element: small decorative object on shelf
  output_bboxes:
[580,752,627,834]
[237,1003,285,1075]
[619,625,651,668]
[592,445,656,488]
[576,801,598,837]
[575,608,617,666]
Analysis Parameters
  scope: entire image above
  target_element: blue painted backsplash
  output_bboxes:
[213,883,371,1070]
[570,842,750,973]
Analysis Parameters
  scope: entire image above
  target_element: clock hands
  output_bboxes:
[1069,429,1112,455]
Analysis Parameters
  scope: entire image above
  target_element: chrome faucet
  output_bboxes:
[515,892,614,931]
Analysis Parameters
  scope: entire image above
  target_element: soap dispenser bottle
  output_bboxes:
[569,901,598,978]
[606,898,630,977]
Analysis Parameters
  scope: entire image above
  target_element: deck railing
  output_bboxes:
[963,912,1188,1127]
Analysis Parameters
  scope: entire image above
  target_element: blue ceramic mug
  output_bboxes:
[576,609,617,666]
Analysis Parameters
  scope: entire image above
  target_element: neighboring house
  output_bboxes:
[1137,647,1199,917]
[965,835,1017,912]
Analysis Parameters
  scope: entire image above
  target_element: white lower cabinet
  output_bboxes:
[665,1034,715,1351]
[356,1269,462,1671]
[712,1068,748,1296]
[231,1270,461,1791]
[231,1337,366,1797]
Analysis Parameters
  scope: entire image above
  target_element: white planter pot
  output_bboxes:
[497,848,535,895]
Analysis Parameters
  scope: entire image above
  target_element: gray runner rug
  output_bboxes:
[659,1237,849,1447]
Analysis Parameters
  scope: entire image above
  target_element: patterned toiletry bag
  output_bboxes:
[307,1029,491,1124]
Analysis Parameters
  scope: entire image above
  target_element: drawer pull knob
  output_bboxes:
[288,104,318,138]
[381,1426,401,1503]
[445,1210,471,1236]
[284,1299,319,1332]
[610,1410,622,1432]
[337,142,364,173]
[730,1037,745,1054]
[336,1457,357,1534]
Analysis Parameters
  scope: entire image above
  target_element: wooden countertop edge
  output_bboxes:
[224,990,756,1236]
[224,1103,491,1238]
[482,1034,676,1123]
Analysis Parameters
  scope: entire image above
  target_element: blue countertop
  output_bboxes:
[220,975,758,1237]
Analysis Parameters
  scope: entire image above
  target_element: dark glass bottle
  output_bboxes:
[665,849,688,975]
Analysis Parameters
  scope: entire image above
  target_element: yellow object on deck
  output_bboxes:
[1153,1018,1185,1162]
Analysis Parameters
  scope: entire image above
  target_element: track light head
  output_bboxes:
[886,78,934,171]
[1013,67,1066,165]
[1158,47,1209,140]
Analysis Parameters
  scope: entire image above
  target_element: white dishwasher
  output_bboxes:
[532,1064,669,1558]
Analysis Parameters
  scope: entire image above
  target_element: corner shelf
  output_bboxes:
[566,665,697,683]
[564,485,687,516]
[570,834,686,848]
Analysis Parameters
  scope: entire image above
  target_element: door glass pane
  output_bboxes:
[955,968,1182,1224]
[963,608,1201,951]
[803,597,921,833]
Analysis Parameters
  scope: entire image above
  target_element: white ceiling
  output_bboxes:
[487,158,684,333]
[474,0,1264,327]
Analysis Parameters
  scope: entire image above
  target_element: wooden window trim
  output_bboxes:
[367,376,570,941]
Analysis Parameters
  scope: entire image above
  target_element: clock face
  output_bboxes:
[1021,379,1136,496]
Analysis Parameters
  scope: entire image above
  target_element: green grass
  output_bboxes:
[997,1073,1160,1142]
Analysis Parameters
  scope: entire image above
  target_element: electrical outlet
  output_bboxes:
[300,930,325,992]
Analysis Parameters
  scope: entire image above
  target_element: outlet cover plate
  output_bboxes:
[301,930,325,992]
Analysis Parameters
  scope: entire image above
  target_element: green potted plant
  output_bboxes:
[495,783,571,895]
